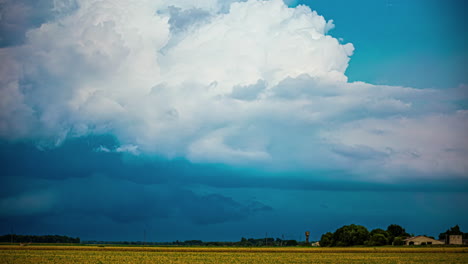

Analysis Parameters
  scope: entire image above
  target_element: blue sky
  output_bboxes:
[295,0,468,88]
[0,0,467,242]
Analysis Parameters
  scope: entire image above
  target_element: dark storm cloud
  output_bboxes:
[0,173,272,226]
[1,136,467,193]
[176,191,272,225]
[0,137,273,229]
[0,135,120,180]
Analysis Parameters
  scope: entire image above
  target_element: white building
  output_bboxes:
[404,236,444,246]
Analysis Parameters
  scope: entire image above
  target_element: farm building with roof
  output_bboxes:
[404,236,444,246]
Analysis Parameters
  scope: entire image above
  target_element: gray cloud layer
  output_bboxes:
[1,137,465,232]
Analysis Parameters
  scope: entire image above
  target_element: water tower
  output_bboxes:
[305,231,310,244]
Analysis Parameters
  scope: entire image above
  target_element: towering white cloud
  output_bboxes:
[160,0,352,91]
[0,0,466,179]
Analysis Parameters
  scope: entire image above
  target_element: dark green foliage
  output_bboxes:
[332,224,369,247]
[367,228,390,246]
[386,224,409,238]
[392,236,405,246]
[239,237,251,246]
[283,240,298,246]
[370,228,390,238]
[239,237,278,247]
[184,240,203,246]
[367,233,388,246]
[386,224,409,244]
[319,232,334,247]
[169,237,297,247]
[0,234,80,244]
[318,224,416,247]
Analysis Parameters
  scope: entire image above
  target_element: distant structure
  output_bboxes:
[445,235,462,245]
[404,236,444,246]
[305,231,310,244]
[311,241,320,247]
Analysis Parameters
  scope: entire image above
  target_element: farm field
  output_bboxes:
[0,246,467,264]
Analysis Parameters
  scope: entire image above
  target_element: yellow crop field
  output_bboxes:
[0,246,467,264]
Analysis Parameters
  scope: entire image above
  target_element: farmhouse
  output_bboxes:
[445,235,463,245]
[404,236,444,246]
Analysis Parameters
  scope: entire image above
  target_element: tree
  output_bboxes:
[439,224,465,240]
[283,240,298,246]
[0,234,80,244]
[239,237,248,246]
[393,236,405,246]
[320,232,334,247]
[370,229,390,238]
[332,224,369,246]
[387,224,408,238]
[368,228,390,246]
[450,225,462,234]
[386,224,409,244]
[368,233,388,246]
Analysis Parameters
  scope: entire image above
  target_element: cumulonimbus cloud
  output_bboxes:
[0,0,467,179]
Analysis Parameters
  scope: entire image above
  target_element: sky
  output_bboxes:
[0,0,467,242]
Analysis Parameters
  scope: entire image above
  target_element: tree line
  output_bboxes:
[0,234,80,244]
[320,224,465,247]
[3,225,464,246]
[84,238,301,247]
